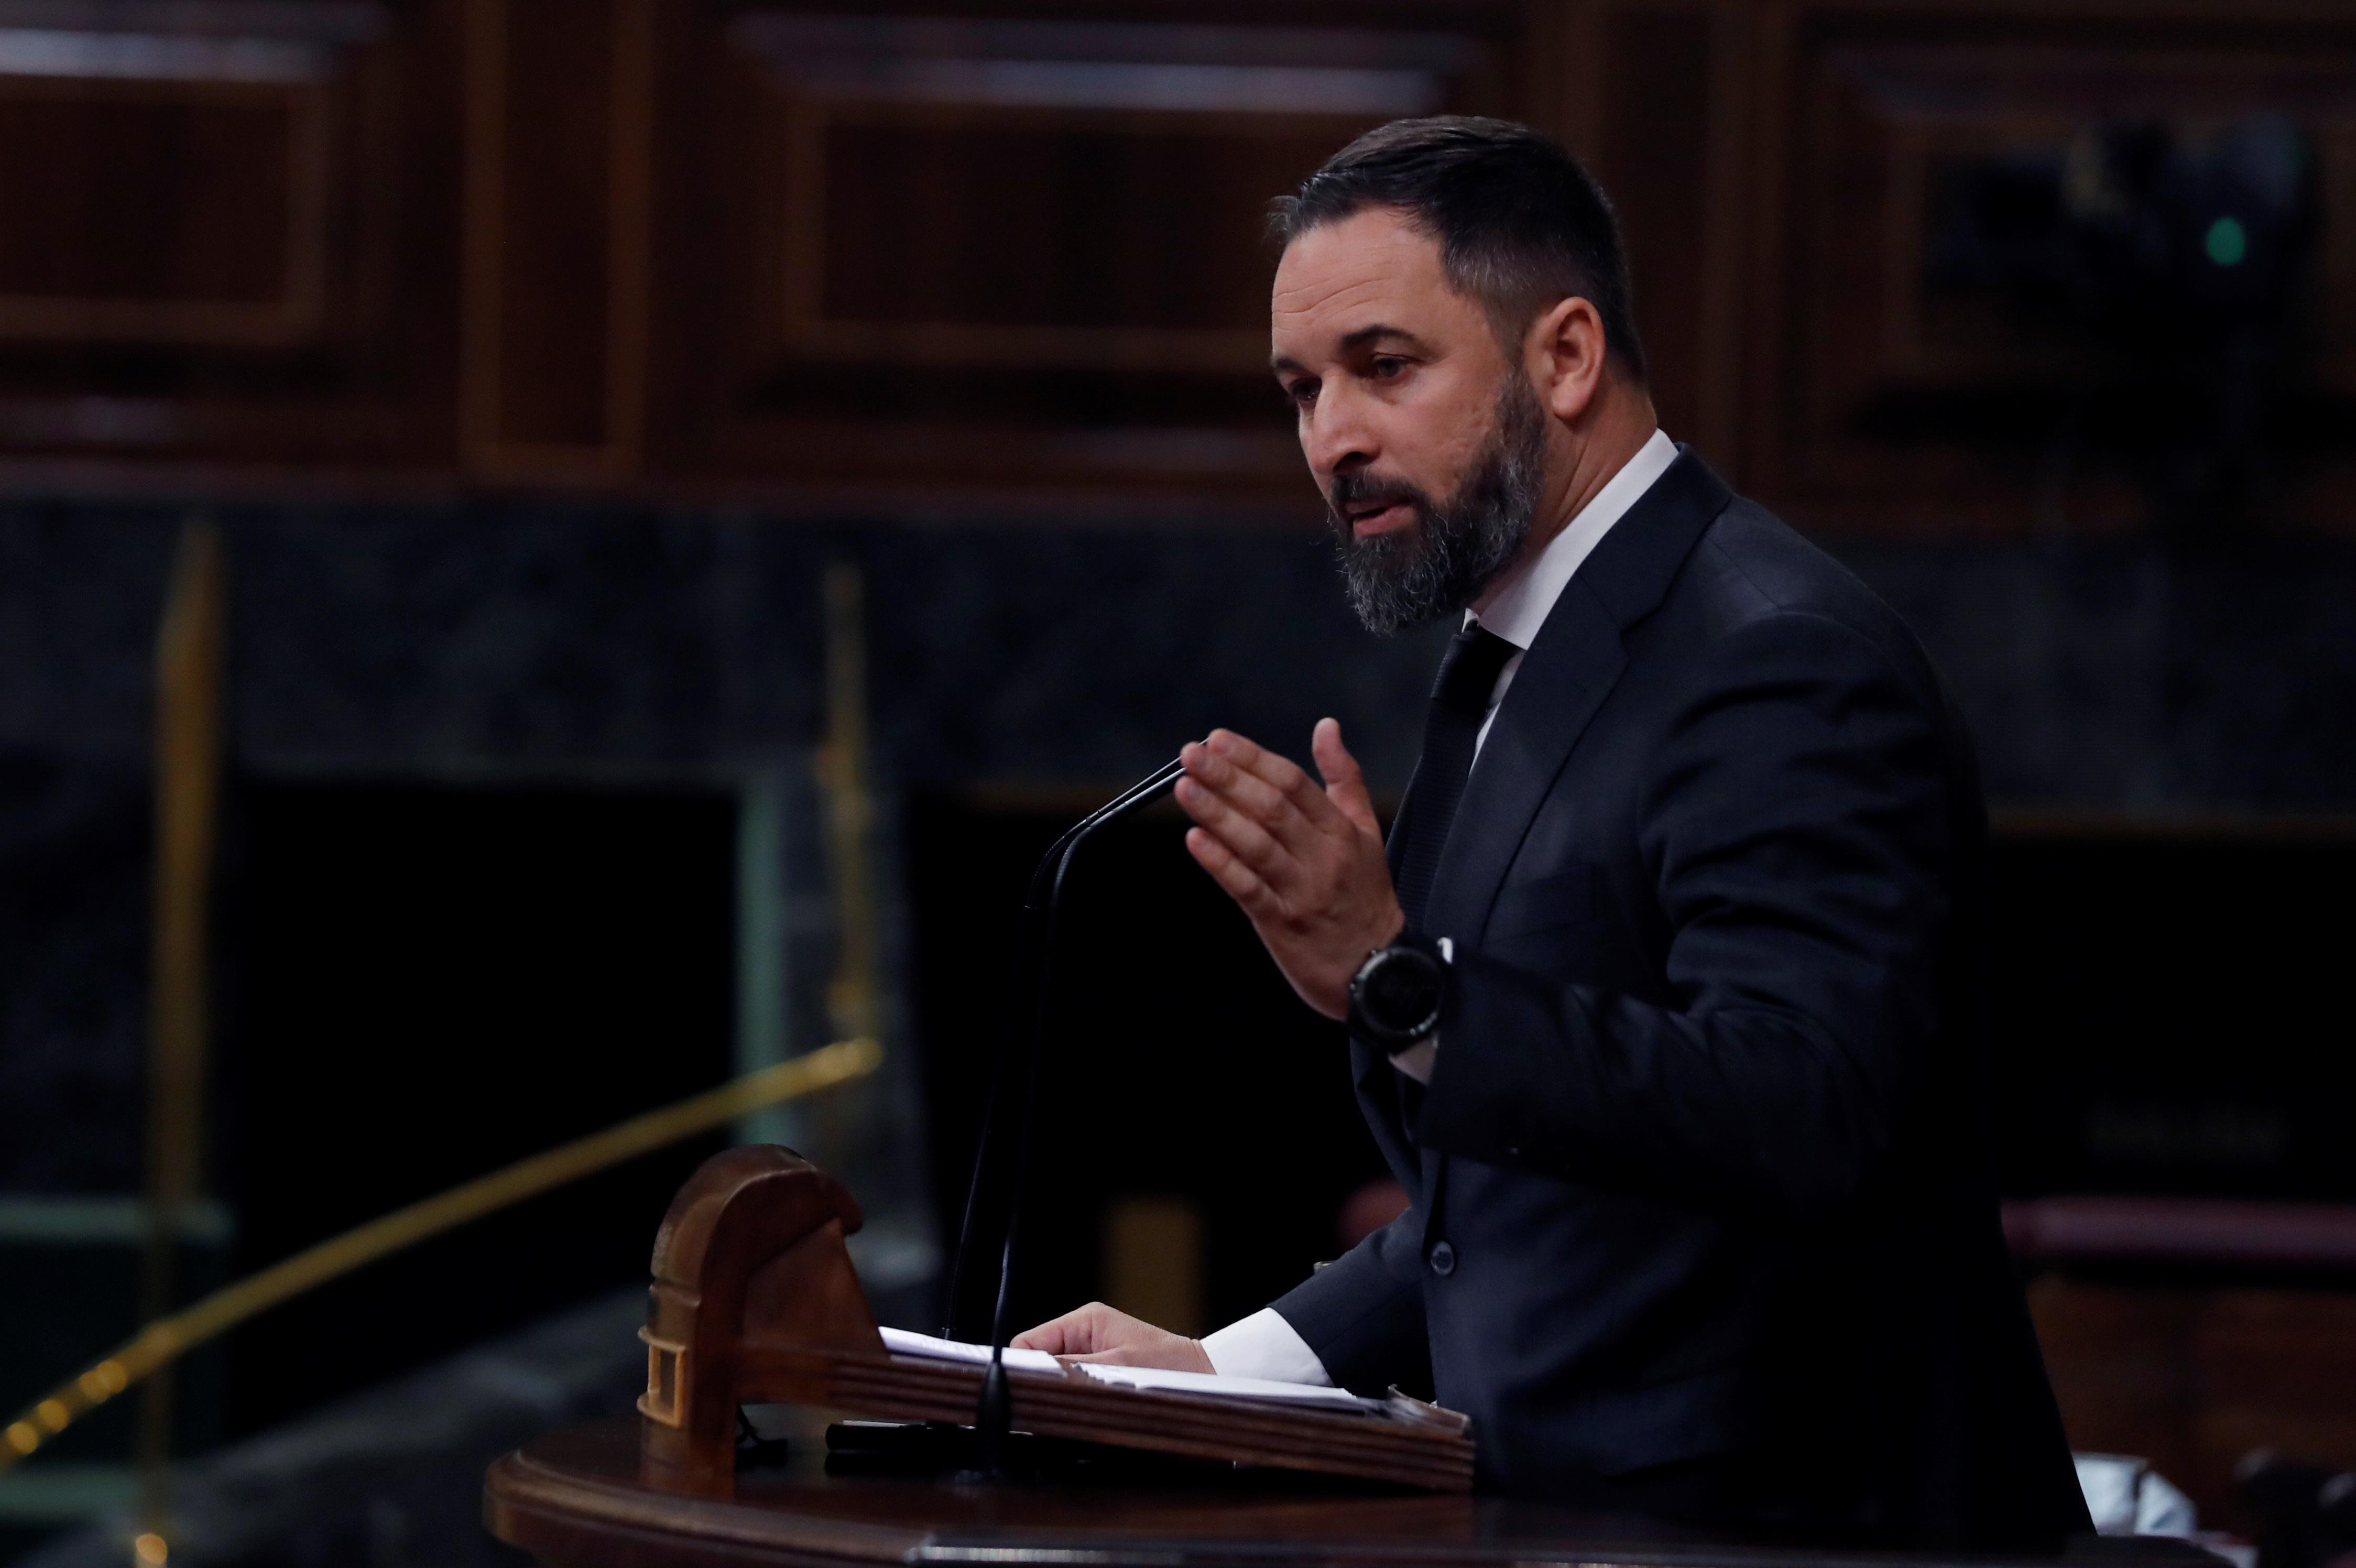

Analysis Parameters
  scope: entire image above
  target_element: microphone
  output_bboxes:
[941,755,1185,1474]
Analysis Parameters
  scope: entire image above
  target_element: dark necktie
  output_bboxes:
[1392,623,1519,930]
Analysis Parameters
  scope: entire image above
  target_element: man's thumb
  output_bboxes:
[1314,717,1379,833]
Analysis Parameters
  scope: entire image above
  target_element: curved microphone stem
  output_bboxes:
[950,755,1185,1476]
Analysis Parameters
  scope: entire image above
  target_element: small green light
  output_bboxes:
[2205,215,2248,268]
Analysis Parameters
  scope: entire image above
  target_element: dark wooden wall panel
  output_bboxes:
[637,6,1513,499]
[1736,7,2356,536]
[462,0,650,479]
[0,0,463,472]
[492,0,617,448]
[1562,0,1751,475]
[811,113,1350,350]
[1593,9,1715,448]
[2032,1278,2356,1526]
[0,0,2349,530]
[0,82,310,336]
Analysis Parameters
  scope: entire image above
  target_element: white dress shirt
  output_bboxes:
[1199,428,1678,1387]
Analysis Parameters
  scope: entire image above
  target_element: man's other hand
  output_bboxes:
[1011,1302,1214,1371]
[1176,718,1404,1019]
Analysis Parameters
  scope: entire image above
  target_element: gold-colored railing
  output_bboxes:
[139,519,225,1534]
[1,1036,882,1474]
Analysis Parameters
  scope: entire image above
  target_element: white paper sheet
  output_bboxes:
[1074,1362,1373,1413]
[875,1327,1376,1414]
[878,1325,1065,1376]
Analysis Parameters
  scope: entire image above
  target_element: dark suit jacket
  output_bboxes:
[1272,451,2088,1548]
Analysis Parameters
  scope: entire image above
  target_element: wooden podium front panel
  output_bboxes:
[778,1348,1474,1493]
[486,1418,2225,1568]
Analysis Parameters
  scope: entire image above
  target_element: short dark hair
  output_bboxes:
[1270,116,1648,383]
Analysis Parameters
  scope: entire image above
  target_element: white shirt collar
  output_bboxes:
[1468,428,1678,651]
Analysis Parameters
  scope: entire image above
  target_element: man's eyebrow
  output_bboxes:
[1340,324,1428,354]
[1270,325,1431,373]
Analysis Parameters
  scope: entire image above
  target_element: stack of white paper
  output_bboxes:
[879,1325,1064,1375]
[1071,1362,1373,1413]
[876,1326,1374,1414]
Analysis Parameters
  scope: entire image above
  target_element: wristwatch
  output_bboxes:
[1347,930,1452,1050]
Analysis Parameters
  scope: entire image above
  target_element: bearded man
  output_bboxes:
[1014,117,2089,1549]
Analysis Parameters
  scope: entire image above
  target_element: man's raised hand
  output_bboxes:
[1175,717,1403,1019]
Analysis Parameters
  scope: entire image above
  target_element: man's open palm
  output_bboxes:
[1175,718,1404,1018]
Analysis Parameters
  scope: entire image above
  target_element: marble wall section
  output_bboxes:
[1846,538,2356,809]
[222,505,1443,791]
[3,498,2353,1200]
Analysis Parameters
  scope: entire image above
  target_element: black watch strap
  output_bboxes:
[1347,929,1452,1050]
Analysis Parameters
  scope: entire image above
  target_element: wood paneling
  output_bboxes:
[0,77,325,346]
[1740,6,2356,534]
[2031,1277,2356,1525]
[0,0,2349,526]
[1557,1,1753,474]
[793,107,1360,372]
[637,8,1510,498]
[461,0,652,480]
[1591,8,1717,450]
[0,0,460,472]
[1557,1,2356,536]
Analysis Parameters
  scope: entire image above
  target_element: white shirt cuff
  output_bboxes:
[1198,1307,1333,1386]
[1389,1038,1437,1083]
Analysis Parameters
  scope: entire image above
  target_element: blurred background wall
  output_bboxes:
[4,0,2356,1561]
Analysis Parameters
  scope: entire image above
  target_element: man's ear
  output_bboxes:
[1529,296,1608,423]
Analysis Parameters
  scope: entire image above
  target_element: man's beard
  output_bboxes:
[1327,376,1549,636]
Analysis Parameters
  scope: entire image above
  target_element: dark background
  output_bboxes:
[217,783,737,1436]
[1984,834,2356,1208]
[907,799,1387,1341]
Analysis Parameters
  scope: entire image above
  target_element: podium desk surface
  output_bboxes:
[486,1420,2222,1568]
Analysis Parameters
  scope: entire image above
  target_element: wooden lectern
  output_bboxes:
[485,1147,2224,1568]
[634,1146,1470,1494]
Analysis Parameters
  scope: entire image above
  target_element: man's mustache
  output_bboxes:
[1327,472,1432,528]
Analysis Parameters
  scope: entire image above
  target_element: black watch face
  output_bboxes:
[1363,948,1445,1038]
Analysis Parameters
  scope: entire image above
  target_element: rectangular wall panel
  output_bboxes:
[462,0,650,479]
[0,78,325,345]
[0,0,466,475]
[792,107,1373,373]
[1594,8,1716,448]
[636,10,1512,498]
[1744,6,2356,536]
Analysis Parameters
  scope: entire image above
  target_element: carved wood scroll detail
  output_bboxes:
[638,1145,884,1494]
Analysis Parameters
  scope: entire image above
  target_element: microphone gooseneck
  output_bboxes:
[944,755,1185,1476]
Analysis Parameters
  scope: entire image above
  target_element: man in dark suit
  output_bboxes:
[1015,117,2088,1549]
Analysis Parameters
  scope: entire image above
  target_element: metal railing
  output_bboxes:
[1,1036,882,1474]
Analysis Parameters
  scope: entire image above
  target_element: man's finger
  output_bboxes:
[1177,775,1303,890]
[1186,825,1281,916]
[1012,1312,1091,1354]
[1061,1340,1216,1375]
[1211,729,1346,836]
[1189,735,1329,858]
[1188,742,1307,835]
[1313,717,1383,839]
[1199,727,1271,770]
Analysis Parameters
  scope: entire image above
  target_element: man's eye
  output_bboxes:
[1285,381,1319,408]
[1370,356,1406,379]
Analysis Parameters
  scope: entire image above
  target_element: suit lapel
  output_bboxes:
[1423,586,1625,944]
[1423,449,1735,947]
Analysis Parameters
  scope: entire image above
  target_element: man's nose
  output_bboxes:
[1301,383,1378,482]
